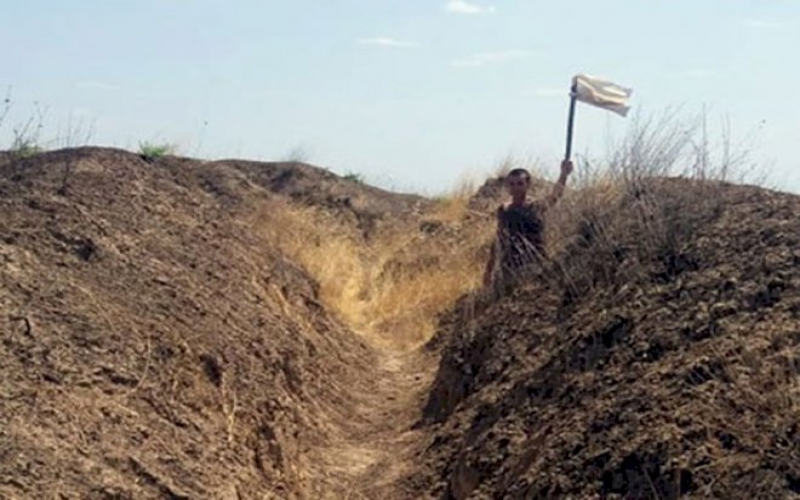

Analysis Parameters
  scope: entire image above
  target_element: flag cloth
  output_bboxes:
[572,74,633,117]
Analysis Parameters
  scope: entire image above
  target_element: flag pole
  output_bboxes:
[564,79,578,161]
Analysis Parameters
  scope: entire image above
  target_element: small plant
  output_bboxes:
[7,98,47,158]
[138,141,175,161]
[343,171,364,184]
[11,138,44,158]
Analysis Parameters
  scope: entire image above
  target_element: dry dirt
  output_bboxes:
[0,147,449,499]
[411,179,800,499]
[1,147,798,500]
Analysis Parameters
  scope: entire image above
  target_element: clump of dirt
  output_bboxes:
[410,179,800,499]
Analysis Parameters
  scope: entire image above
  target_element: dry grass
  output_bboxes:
[431,174,478,223]
[532,109,763,298]
[252,199,366,322]
[362,226,490,346]
[252,197,493,348]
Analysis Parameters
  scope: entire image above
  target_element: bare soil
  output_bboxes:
[412,180,800,500]
[0,148,436,499]
[1,148,798,500]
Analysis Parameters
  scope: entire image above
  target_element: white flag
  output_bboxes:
[572,74,633,117]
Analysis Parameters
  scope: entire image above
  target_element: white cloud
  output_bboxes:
[445,0,496,15]
[451,50,539,68]
[358,37,420,48]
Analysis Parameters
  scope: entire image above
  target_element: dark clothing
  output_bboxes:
[484,200,550,300]
[496,201,547,271]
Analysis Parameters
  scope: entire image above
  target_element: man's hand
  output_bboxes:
[560,159,574,178]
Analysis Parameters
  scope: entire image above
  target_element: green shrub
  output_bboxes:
[138,142,175,161]
[343,171,364,184]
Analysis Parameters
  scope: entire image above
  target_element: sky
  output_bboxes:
[1,0,798,194]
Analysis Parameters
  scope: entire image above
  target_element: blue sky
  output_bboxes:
[1,0,798,193]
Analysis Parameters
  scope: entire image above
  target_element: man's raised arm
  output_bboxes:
[544,159,574,208]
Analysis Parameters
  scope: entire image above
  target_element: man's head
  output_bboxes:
[505,168,531,198]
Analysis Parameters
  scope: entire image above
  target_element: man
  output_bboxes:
[483,159,574,293]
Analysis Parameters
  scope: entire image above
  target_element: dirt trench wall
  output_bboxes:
[0,148,380,499]
[414,181,800,500]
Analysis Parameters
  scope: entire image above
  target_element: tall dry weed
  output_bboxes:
[538,109,760,301]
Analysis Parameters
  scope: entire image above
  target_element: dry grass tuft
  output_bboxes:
[537,109,762,297]
[362,225,490,346]
[252,195,493,348]
[252,199,368,324]
[431,174,479,223]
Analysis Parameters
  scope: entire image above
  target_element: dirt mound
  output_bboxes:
[213,158,431,240]
[0,147,444,499]
[411,180,800,499]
